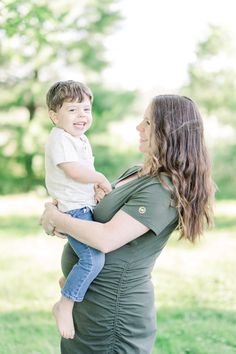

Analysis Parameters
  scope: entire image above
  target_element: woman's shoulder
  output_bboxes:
[117,165,142,179]
[121,171,177,236]
[111,165,143,192]
[136,173,175,209]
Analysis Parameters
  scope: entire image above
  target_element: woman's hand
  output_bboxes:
[54,230,68,239]
[40,202,68,239]
[39,202,59,236]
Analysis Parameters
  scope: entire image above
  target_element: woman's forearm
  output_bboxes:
[52,210,110,252]
[45,206,148,253]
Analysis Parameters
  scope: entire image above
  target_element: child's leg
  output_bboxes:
[53,207,105,339]
[52,296,75,339]
[62,207,105,301]
[62,235,105,300]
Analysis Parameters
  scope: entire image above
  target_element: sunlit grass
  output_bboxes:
[0,194,63,353]
[0,195,235,354]
[152,200,236,354]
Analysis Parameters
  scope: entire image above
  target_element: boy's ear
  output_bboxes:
[49,110,58,125]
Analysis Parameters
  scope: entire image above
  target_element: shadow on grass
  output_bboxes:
[0,215,41,237]
[154,307,236,354]
[0,310,59,354]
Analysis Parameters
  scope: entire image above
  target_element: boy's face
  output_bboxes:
[49,96,92,137]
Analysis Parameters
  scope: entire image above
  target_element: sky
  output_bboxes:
[103,0,236,91]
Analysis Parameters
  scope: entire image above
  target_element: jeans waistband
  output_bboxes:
[80,206,91,213]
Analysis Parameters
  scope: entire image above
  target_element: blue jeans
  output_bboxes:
[61,207,105,302]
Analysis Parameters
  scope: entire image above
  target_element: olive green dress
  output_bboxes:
[60,166,177,354]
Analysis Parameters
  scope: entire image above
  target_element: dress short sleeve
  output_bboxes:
[121,180,177,236]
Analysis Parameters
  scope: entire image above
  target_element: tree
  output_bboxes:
[180,25,236,199]
[181,25,236,127]
[0,0,137,193]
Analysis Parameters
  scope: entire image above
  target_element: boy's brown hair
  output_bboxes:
[46,80,93,112]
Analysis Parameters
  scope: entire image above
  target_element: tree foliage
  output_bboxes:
[0,0,137,193]
[180,25,236,199]
[181,25,236,127]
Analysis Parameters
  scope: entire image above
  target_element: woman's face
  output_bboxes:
[136,103,152,153]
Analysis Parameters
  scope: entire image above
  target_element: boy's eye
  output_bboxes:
[69,109,75,112]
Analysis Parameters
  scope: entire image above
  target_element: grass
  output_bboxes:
[152,202,236,354]
[0,195,235,354]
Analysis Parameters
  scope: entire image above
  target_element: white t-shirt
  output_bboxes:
[45,127,96,212]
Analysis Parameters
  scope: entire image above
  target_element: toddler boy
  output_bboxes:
[45,80,111,339]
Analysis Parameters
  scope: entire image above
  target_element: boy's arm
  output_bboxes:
[58,162,111,193]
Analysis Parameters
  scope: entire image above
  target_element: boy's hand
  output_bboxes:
[94,184,107,203]
[98,178,112,195]
[94,183,109,203]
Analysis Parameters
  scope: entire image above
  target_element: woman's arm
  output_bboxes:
[40,204,149,253]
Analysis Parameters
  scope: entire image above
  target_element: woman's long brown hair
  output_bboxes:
[141,95,215,242]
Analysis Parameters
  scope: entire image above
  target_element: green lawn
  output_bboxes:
[0,195,235,354]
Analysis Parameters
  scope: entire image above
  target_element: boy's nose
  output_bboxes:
[77,110,84,117]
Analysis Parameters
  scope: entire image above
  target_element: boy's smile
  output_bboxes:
[49,96,92,137]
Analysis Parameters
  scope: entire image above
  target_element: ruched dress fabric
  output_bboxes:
[60,166,177,354]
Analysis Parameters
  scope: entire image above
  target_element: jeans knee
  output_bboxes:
[84,251,105,273]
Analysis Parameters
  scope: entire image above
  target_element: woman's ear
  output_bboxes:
[49,110,58,125]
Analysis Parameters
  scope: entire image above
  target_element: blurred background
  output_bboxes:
[0,0,235,353]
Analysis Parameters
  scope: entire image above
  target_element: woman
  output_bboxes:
[41,95,214,354]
